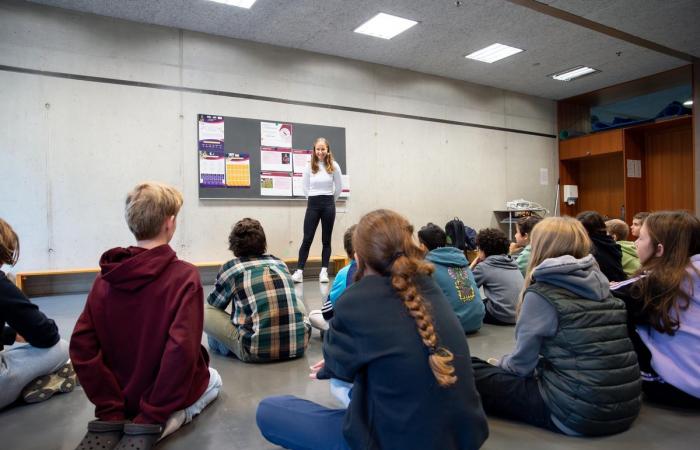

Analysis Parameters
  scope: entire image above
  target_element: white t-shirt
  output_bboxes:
[303,161,343,200]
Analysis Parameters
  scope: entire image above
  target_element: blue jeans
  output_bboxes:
[0,339,69,409]
[256,395,350,450]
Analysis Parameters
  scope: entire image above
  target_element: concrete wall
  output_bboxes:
[0,1,557,272]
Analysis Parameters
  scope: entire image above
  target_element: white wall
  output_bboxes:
[0,1,557,272]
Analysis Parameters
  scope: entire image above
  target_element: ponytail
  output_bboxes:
[391,254,457,387]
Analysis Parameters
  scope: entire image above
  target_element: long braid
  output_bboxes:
[391,252,457,387]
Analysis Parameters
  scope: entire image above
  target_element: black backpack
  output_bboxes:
[445,217,477,251]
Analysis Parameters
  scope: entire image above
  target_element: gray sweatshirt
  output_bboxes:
[499,254,610,376]
[472,254,524,323]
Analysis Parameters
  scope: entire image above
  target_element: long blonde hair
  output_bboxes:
[310,137,335,175]
[354,209,457,387]
[519,217,591,312]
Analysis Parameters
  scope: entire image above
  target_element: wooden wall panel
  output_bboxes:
[623,130,647,223]
[577,153,625,219]
[560,129,623,160]
[645,126,694,212]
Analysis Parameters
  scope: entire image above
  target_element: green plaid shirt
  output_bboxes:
[207,255,309,360]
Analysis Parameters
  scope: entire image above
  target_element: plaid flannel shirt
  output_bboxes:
[207,255,310,360]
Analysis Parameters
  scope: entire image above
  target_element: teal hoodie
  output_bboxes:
[425,247,484,333]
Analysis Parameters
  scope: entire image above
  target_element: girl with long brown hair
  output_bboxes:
[612,211,700,407]
[257,209,488,450]
[473,217,641,436]
[291,137,343,284]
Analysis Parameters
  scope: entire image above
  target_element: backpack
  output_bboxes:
[445,218,477,251]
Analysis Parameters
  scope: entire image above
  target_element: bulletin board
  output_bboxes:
[197,114,347,200]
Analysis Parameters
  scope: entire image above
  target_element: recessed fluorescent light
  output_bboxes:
[549,66,600,82]
[207,0,257,9]
[683,99,693,107]
[465,43,524,63]
[354,13,418,40]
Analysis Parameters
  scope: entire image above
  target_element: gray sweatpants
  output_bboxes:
[0,339,69,409]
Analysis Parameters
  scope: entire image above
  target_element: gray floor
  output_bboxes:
[1,279,698,450]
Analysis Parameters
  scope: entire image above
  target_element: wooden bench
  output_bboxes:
[14,255,348,297]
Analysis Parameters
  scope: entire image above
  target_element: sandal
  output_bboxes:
[114,423,163,450]
[75,420,127,450]
[22,362,77,403]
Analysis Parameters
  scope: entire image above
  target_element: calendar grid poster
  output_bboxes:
[198,114,346,200]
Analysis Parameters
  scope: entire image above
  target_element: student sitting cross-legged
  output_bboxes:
[70,182,221,450]
[611,211,700,408]
[605,218,641,277]
[308,224,357,332]
[470,228,524,325]
[256,209,489,450]
[418,222,484,334]
[205,218,310,362]
[1,218,76,410]
[472,216,641,436]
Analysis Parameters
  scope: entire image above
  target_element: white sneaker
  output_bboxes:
[291,269,304,283]
[319,268,329,283]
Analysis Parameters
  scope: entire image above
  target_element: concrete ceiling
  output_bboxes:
[24,0,700,100]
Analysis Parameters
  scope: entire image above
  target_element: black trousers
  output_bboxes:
[471,357,559,433]
[297,195,336,269]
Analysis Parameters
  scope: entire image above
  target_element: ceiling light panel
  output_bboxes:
[549,66,600,82]
[354,13,418,40]
[465,43,524,63]
[208,0,257,9]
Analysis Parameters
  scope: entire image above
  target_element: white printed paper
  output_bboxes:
[260,122,292,148]
[340,174,350,198]
[260,172,293,197]
[626,159,642,178]
[292,172,305,197]
[292,149,312,173]
[260,147,292,172]
[539,168,549,186]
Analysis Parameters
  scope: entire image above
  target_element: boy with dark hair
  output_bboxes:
[470,228,524,325]
[309,225,357,332]
[418,223,484,334]
[605,218,641,276]
[205,218,310,362]
[71,182,221,450]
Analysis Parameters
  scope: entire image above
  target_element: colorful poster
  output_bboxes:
[292,172,305,197]
[261,121,292,148]
[260,147,292,172]
[226,153,251,187]
[340,174,350,198]
[199,151,226,186]
[198,115,224,152]
[260,172,293,197]
[292,149,312,173]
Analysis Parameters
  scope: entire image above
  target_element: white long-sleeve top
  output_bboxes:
[303,161,343,201]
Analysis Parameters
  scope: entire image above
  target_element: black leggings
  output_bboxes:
[297,195,336,269]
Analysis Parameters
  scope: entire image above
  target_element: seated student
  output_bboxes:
[0,218,75,410]
[612,211,700,408]
[577,211,627,282]
[205,218,310,362]
[472,216,641,436]
[605,218,641,276]
[70,182,221,450]
[514,215,542,276]
[630,211,650,239]
[418,223,484,334]
[256,209,489,450]
[309,225,357,332]
[470,228,523,325]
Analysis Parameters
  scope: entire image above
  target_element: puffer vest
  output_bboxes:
[529,282,642,436]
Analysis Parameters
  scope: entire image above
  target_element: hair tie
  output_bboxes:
[428,346,436,355]
[383,251,406,275]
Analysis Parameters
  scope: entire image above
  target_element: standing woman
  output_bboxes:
[291,137,343,283]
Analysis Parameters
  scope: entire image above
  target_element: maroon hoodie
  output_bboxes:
[70,244,210,424]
